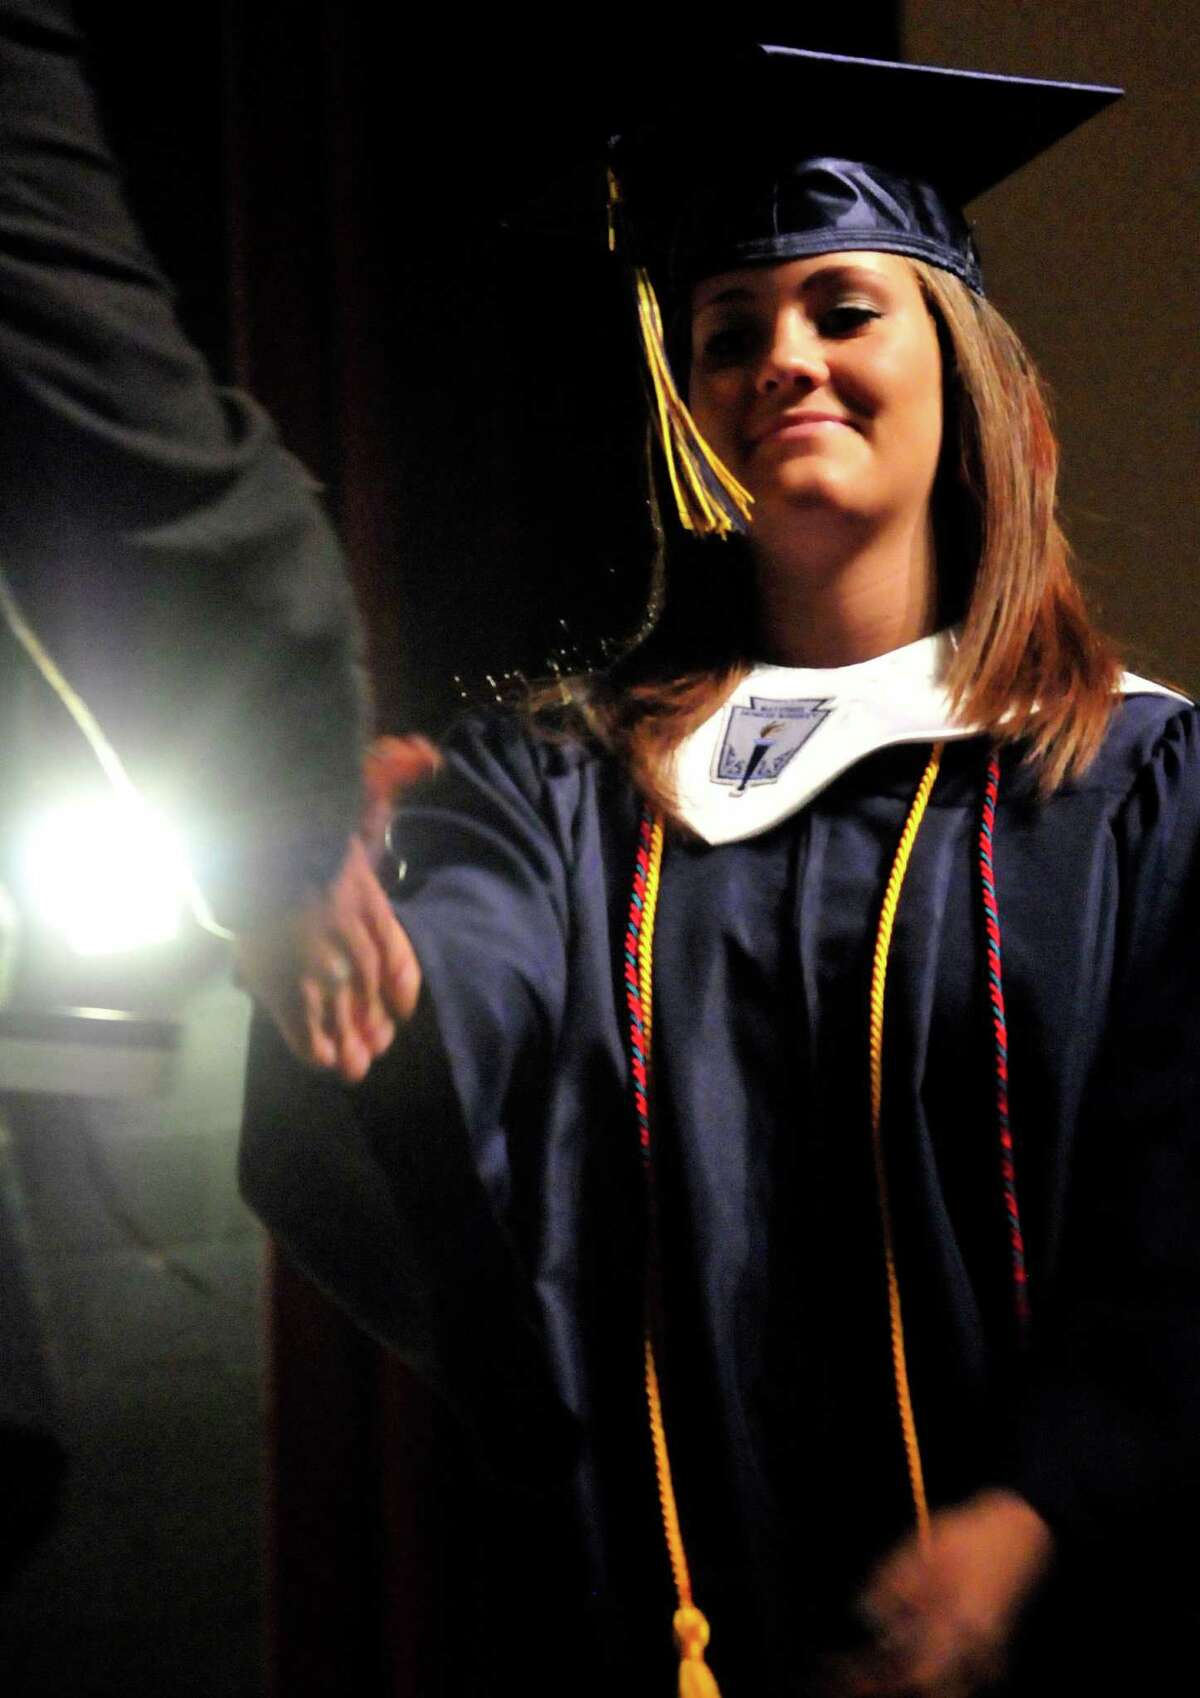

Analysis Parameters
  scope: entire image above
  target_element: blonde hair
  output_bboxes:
[549,259,1120,817]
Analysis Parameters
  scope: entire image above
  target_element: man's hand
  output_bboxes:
[828,1490,1054,1698]
[234,734,439,1084]
[235,834,422,1084]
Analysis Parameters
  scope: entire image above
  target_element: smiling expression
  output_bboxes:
[688,252,944,539]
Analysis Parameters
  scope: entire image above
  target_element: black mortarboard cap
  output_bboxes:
[579,44,1123,538]
[610,44,1122,298]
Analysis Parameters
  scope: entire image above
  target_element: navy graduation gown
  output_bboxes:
[242,690,1200,1694]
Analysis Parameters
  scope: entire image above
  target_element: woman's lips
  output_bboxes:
[754,411,858,444]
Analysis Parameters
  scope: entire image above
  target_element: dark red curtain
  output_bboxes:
[220,11,904,1696]
[224,9,905,732]
[69,8,905,1695]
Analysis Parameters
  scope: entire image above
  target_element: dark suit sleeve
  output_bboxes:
[0,0,367,927]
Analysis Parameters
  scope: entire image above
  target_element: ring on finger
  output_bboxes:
[321,951,354,989]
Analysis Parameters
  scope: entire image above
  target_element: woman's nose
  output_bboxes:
[754,316,830,394]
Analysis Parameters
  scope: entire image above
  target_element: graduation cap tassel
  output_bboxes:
[606,167,752,539]
[633,267,754,538]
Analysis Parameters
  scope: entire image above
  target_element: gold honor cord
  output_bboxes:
[633,746,943,1692]
[636,814,722,1698]
[868,742,944,1546]
[0,564,231,941]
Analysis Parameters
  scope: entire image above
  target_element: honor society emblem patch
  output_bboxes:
[713,697,833,794]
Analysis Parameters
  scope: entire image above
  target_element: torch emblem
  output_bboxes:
[713,697,832,794]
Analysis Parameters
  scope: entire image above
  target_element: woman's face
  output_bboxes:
[688,252,943,541]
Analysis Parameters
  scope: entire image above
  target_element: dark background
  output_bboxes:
[18,4,1197,1695]
[72,2,1200,733]
[11,10,907,1698]
[79,4,903,736]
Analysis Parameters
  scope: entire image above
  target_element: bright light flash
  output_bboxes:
[20,795,193,955]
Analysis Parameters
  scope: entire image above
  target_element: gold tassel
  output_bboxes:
[634,268,754,539]
[606,168,752,539]
[675,1606,722,1698]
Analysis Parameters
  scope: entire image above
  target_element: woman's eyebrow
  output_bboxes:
[802,263,890,291]
[693,263,892,316]
[693,283,755,314]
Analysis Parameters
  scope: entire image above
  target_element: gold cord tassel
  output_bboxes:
[606,168,752,539]
[675,1606,721,1698]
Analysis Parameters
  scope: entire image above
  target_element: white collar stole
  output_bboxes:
[669,630,1185,846]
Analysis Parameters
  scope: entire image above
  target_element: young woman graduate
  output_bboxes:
[239,44,1200,1698]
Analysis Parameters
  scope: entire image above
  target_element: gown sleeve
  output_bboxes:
[239,713,583,1484]
[385,713,575,1161]
[1005,705,1200,1552]
[0,0,367,928]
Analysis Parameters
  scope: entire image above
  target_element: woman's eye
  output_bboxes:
[819,304,881,337]
[699,323,760,364]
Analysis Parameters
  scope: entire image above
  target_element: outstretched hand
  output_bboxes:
[234,735,439,1084]
[827,1490,1053,1698]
